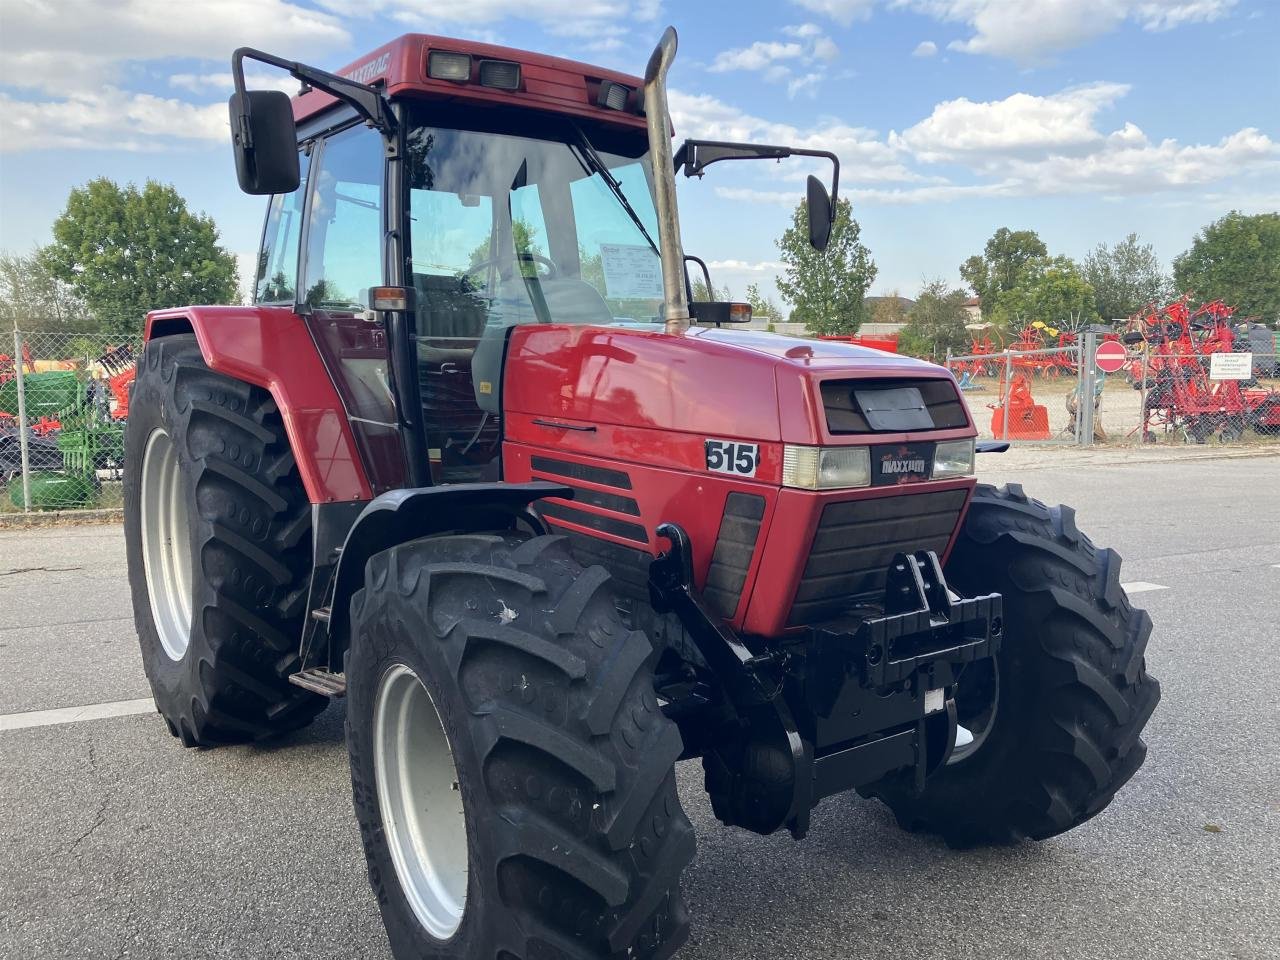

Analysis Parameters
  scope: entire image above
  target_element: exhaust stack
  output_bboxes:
[643,27,690,335]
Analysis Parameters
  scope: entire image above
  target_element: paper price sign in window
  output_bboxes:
[600,244,663,300]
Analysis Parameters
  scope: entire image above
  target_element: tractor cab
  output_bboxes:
[233,34,837,492]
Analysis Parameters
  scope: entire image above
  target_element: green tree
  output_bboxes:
[776,197,877,335]
[744,282,780,320]
[990,256,1098,332]
[1173,211,1280,322]
[691,277,732,301]
[898,279,969,361]
[1082,233,1169,320]
[869,291,910,327]
[43,178,238,335]
[960,227,1048,310]
[0,249,93,333]
[465,218,545,271]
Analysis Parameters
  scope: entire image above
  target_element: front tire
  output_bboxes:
[874,483,1160,845]
[124,334,325,746]
[345,533,695,960]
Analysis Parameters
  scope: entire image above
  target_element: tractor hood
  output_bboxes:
[501,324,968,450]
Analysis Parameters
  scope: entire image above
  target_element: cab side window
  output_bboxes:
[254,150,310,304]
[302,125,384,308]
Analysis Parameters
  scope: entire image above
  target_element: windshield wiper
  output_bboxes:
[569,122,660,257]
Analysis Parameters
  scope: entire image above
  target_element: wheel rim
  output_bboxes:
[140,428,193,661]
[374,663,469,940]
[949,658,1000,765]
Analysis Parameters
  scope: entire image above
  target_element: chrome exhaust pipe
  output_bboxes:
[643,27,690,335]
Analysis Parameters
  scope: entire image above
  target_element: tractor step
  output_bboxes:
[288,668,346,698]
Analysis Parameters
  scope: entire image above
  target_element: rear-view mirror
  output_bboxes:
[807,174,834,251]
[228,90,300,195]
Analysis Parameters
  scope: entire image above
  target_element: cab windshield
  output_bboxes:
[405,105,664,343]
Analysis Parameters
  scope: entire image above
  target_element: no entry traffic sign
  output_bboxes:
[1095,340,1127,373]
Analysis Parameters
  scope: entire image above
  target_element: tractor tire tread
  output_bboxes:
[125,334,324,748]
[873,482,1160,845]
[345,533,693,960]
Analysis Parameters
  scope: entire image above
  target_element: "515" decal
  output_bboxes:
[705,439,759,477]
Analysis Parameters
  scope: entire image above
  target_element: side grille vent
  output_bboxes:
[704,493,766,619]
[530,456,646,544]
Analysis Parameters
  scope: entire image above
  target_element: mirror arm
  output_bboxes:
[231,47,396,136]
[675,139,839,207]
[684,254,713,300]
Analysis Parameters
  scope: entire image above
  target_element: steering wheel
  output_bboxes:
[463,253,559,284]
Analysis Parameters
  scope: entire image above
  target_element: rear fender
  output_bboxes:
[145,305,372,503]
[327,481,573,655]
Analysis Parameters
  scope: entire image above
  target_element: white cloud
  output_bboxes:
[313,0,652,28]
[710,41,806,73]
[703,76,1276,209]
[0,0,349,94]
[0,89,227,153]
[782,22,826,38]
[788,73,825,98]
[1001,126,1279,194]
[708,26,839,98]
[1133,0,1238,30]
[169,73,300,95]
[669,90,924,183]
[891,82,1131,161]
[707,259,786,271]
[893,0,1238,63]
[913,40,938,57]
[790,0,877,26]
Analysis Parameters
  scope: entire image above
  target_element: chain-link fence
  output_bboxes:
[947,337,1280,449]
[1103,349,1280,445]
[946,345,1084,444]
[2,328,141,512]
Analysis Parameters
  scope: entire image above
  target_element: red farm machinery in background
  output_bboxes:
[817,332,901,353]
[1125,296,1280,442]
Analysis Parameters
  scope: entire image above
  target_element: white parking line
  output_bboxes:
[0,698,156,732]
[1122,581,1169,595]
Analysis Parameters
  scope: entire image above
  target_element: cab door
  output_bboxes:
[298,123,406,492]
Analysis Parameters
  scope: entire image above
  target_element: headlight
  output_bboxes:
[932,439,975,479]
[782,445,871,490]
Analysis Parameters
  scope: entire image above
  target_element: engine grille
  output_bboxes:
[821,378,967,434]
[787,488,968,626]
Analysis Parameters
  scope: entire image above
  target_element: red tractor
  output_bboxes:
[124,29,1159,960]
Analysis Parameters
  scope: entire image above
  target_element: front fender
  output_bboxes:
[328,480,572,649]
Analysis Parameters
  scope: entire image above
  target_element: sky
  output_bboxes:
[1,0,1277,305]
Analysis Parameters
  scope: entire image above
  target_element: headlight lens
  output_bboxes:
[782,445,871,490]
[932,439,975,479]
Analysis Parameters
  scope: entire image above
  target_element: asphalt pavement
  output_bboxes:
[1,450,1277,960]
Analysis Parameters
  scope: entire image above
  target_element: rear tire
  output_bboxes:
[124,334,325,747]
[873,483,1160,845]
[345,533,695,960]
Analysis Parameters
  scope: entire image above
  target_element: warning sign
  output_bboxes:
[1209,352,1253,381]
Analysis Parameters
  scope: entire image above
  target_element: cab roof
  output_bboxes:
[293,34,648,131]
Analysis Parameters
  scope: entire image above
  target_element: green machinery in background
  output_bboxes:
[1,369,126,509]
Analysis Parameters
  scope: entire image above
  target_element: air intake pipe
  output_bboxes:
[643,27,691,335]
